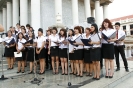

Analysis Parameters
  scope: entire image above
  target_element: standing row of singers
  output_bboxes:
[3,18,129,80]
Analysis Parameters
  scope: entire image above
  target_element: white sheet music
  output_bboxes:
[14,52,22,57]
[110,31,116,39]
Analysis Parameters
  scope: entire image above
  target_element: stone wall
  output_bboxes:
[40,0,85,33]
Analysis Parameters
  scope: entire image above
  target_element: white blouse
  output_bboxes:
[58,36,68,49]
[90,33,101,48]
[101,28,116,44]
[82,34,91,49]
[73,34,83,49]
[17,38,26,50]
[36,36,46,48]
[68,36,74,53]
[49,34,59,47]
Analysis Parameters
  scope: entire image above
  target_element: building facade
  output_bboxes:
[0,0,113,33]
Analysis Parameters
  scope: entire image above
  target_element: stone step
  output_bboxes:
[80,61,133,88]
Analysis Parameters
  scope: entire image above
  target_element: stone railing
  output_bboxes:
[124,36,133,58]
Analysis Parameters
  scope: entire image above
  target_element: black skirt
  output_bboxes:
[74,49,83,60]
[84,49,92,63]
[69,53,74,60]
[102,43,114,59]
[50,46,59,57]
[59,48,68,58]
[90,48,101,61]
[38,48,46,59]
[4,47,14,57]
[27,48,34,62]
[16,51,26,61]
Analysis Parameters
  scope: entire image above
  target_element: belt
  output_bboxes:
[51,46,58,49]
[74,48,83,50]
[91,47,100,49]
[84,48,90,50]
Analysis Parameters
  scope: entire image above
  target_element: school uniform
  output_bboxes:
[68,36,74,60]
[49,34,59,57]
[82,34,92,63]
[114,29,128,69]
[16,38,26,61]
[90,33,101,61]
[26,38,34,62]
[101,29,116,59]
[36,36,46,59]
[58,36,68,58]
[4,37,15,57]
[73,34,83,60]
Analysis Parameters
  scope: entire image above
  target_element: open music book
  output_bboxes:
[102,31,116,41]
[14,52,22,57]
[118,35,125,41]
[5,38,15,46]
[81,39,93,46]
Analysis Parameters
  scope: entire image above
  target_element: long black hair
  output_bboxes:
[68,29,74,37]
[91,23,98,34]
[16,32,24,42]
[59,28,67,39]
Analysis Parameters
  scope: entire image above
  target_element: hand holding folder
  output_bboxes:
[81,39,93,46]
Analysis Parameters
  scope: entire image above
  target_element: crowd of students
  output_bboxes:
[3,18,129,80]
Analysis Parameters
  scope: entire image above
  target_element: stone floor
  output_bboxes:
[0,58,133,88]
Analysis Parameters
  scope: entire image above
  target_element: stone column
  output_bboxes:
[13,0,19,27]
[7,2,12,30]
[94,0,101,27]
[55,0,62,24]
[72,0,79,25]
[91,8,94,17]
[31,0,41,35]
[20,0,28,26]
[84,0,91,19]
[102,3,109,19]
[2,8,7,32]
[0,10,2,25]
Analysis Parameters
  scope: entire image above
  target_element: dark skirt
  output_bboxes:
[84,49,92,63]
[27,48,34,62]
[4,47,14,57]
[74,49,83,60]
[38,48,46,59]
[16,51,26,61]
[69,53,74,60]
[90,48,101,61]
[59,48,68,58]
[50,46,59,57]
[102,43,114,59]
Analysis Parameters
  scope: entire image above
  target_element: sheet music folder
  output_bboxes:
[118,35,125,41]
[102,31,116,41]
[14,52,22,57]
[81,39,93,46]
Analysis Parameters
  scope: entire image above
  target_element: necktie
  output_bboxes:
[116,30,118,39]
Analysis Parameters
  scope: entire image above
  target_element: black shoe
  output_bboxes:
[28,71,33,74]
[116,68,120,71]
[92,77,96,79]
[109,76,113,78]
[96,77,100,80]
[125,68,129,72]
[105,76,109,78]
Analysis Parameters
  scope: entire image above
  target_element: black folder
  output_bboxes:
[25,39,33,44]
[81,39,93,46]
[6,38,15,45]
[118,35,125,41]
[102,31,116,41]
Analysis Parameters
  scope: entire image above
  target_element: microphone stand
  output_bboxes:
[24,43,44,85]
[57,28,82,87]
[0,33,8,80]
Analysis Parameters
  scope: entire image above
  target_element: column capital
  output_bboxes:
[101,2,109,6]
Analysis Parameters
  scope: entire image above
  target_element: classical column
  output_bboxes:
[7,2,12,30]
[13,0,19,27]
[94,0,101,27]
[0,10,2,25]
[20,0,28,26]
[72,0,79,25]
[31,0,40,34]
[91,9,94,17]
[2,8,7,32]
[103,3,108,19]
[126,24,131,35]
[84,0,91,19]
[55,0,62,24]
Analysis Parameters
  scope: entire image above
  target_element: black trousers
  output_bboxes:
[46,49,51,68]
[114,45,128,69]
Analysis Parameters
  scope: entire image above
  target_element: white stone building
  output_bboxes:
[0,0,113,33]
